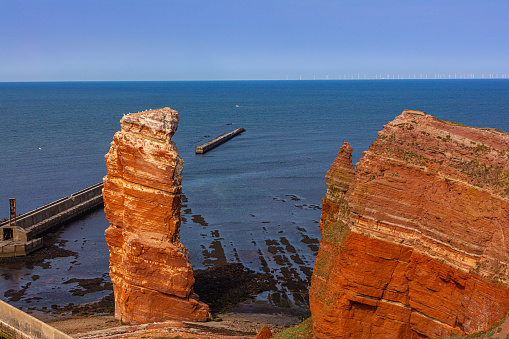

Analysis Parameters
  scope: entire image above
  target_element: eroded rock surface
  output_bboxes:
[103,108,210,324]
[310,110,509,338]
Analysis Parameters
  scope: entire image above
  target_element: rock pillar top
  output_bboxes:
[120,107,179,141]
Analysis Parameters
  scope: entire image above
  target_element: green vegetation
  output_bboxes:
[436,332,484,338]
[273,317,313,339]
[394,148,428,166]
[313,254,332,280]
[488,262,507,285]
[452,159,509,194]
[435,118,468,127]
[0,332,11,339]
[367,172,384,182]
[437,134,452,142]
[386,133,396,142]
[326,185,346,201]
[322,220,349,247]
[436,315,508,339]
[318,199,350,248]
[394,122,416,131]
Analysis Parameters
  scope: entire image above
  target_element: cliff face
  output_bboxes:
[103,108,210,324]
[310,110,509,338]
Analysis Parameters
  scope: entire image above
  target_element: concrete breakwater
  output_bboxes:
[0,183,103,257]
[195,128,245,154]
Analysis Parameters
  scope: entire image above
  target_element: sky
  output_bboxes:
[1,0,508,81]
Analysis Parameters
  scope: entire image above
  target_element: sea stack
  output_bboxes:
[309,110,509,338]
[103,107,210,324]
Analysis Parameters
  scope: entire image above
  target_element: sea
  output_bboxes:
[0,80,508,312]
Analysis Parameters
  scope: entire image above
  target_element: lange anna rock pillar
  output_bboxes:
[103,107,210,324]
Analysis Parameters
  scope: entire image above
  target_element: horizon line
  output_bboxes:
[2,77,509,83]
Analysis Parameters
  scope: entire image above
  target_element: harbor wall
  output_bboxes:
[0,299,71,339]
[0,238,42,258]
[0,183,104,241]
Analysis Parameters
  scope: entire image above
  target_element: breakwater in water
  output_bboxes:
[0,183,103,257]
[195,127,245,154]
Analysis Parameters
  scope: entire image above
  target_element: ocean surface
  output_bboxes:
[1,80,508,312]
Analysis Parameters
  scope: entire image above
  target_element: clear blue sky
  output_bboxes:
[1,0,508,81]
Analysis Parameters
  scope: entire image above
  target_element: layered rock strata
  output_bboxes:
[310,110,509,338]
[103,107,210,324]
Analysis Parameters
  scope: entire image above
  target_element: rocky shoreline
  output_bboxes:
[1,252,310,337]
[36,263,309,338]
[47,311,306,339]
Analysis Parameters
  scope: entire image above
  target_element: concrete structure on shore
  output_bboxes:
[195,128,245,154]
[0,183,103,257]
[0,299,71,339]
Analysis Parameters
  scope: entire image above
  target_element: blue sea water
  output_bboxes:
[0,80,508,311]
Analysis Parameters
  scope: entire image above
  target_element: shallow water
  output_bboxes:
[0,209,110,311]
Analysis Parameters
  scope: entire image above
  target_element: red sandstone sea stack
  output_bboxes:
[103,107,210,324]
[309,110,509,338]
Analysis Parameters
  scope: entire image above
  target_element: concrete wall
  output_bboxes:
[0,238,43,258]
[195,127,245,154]
[0,299,71,339]
[0,226,26,242]
[0,183,104,241]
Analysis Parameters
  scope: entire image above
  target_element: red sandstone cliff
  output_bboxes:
[103,108,210,324]
[310,110,509,338]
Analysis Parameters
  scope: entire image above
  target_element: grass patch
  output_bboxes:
[435,118,468,127]
[272,317,313,339]
[436,314,509,338]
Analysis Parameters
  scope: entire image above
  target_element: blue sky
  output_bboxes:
[1,0,508,81]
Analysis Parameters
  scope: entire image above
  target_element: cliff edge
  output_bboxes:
[103,108,210,324]
[309,110,509,338]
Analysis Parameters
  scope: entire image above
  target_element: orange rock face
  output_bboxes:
[310,110,509,338]
[103,108,210,324]
[255,325,273,339]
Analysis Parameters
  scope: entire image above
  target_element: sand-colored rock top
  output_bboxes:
[120,107,179,141]
[402,109,426,117]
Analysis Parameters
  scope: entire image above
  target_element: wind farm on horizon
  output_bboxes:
[286,73,509,81]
